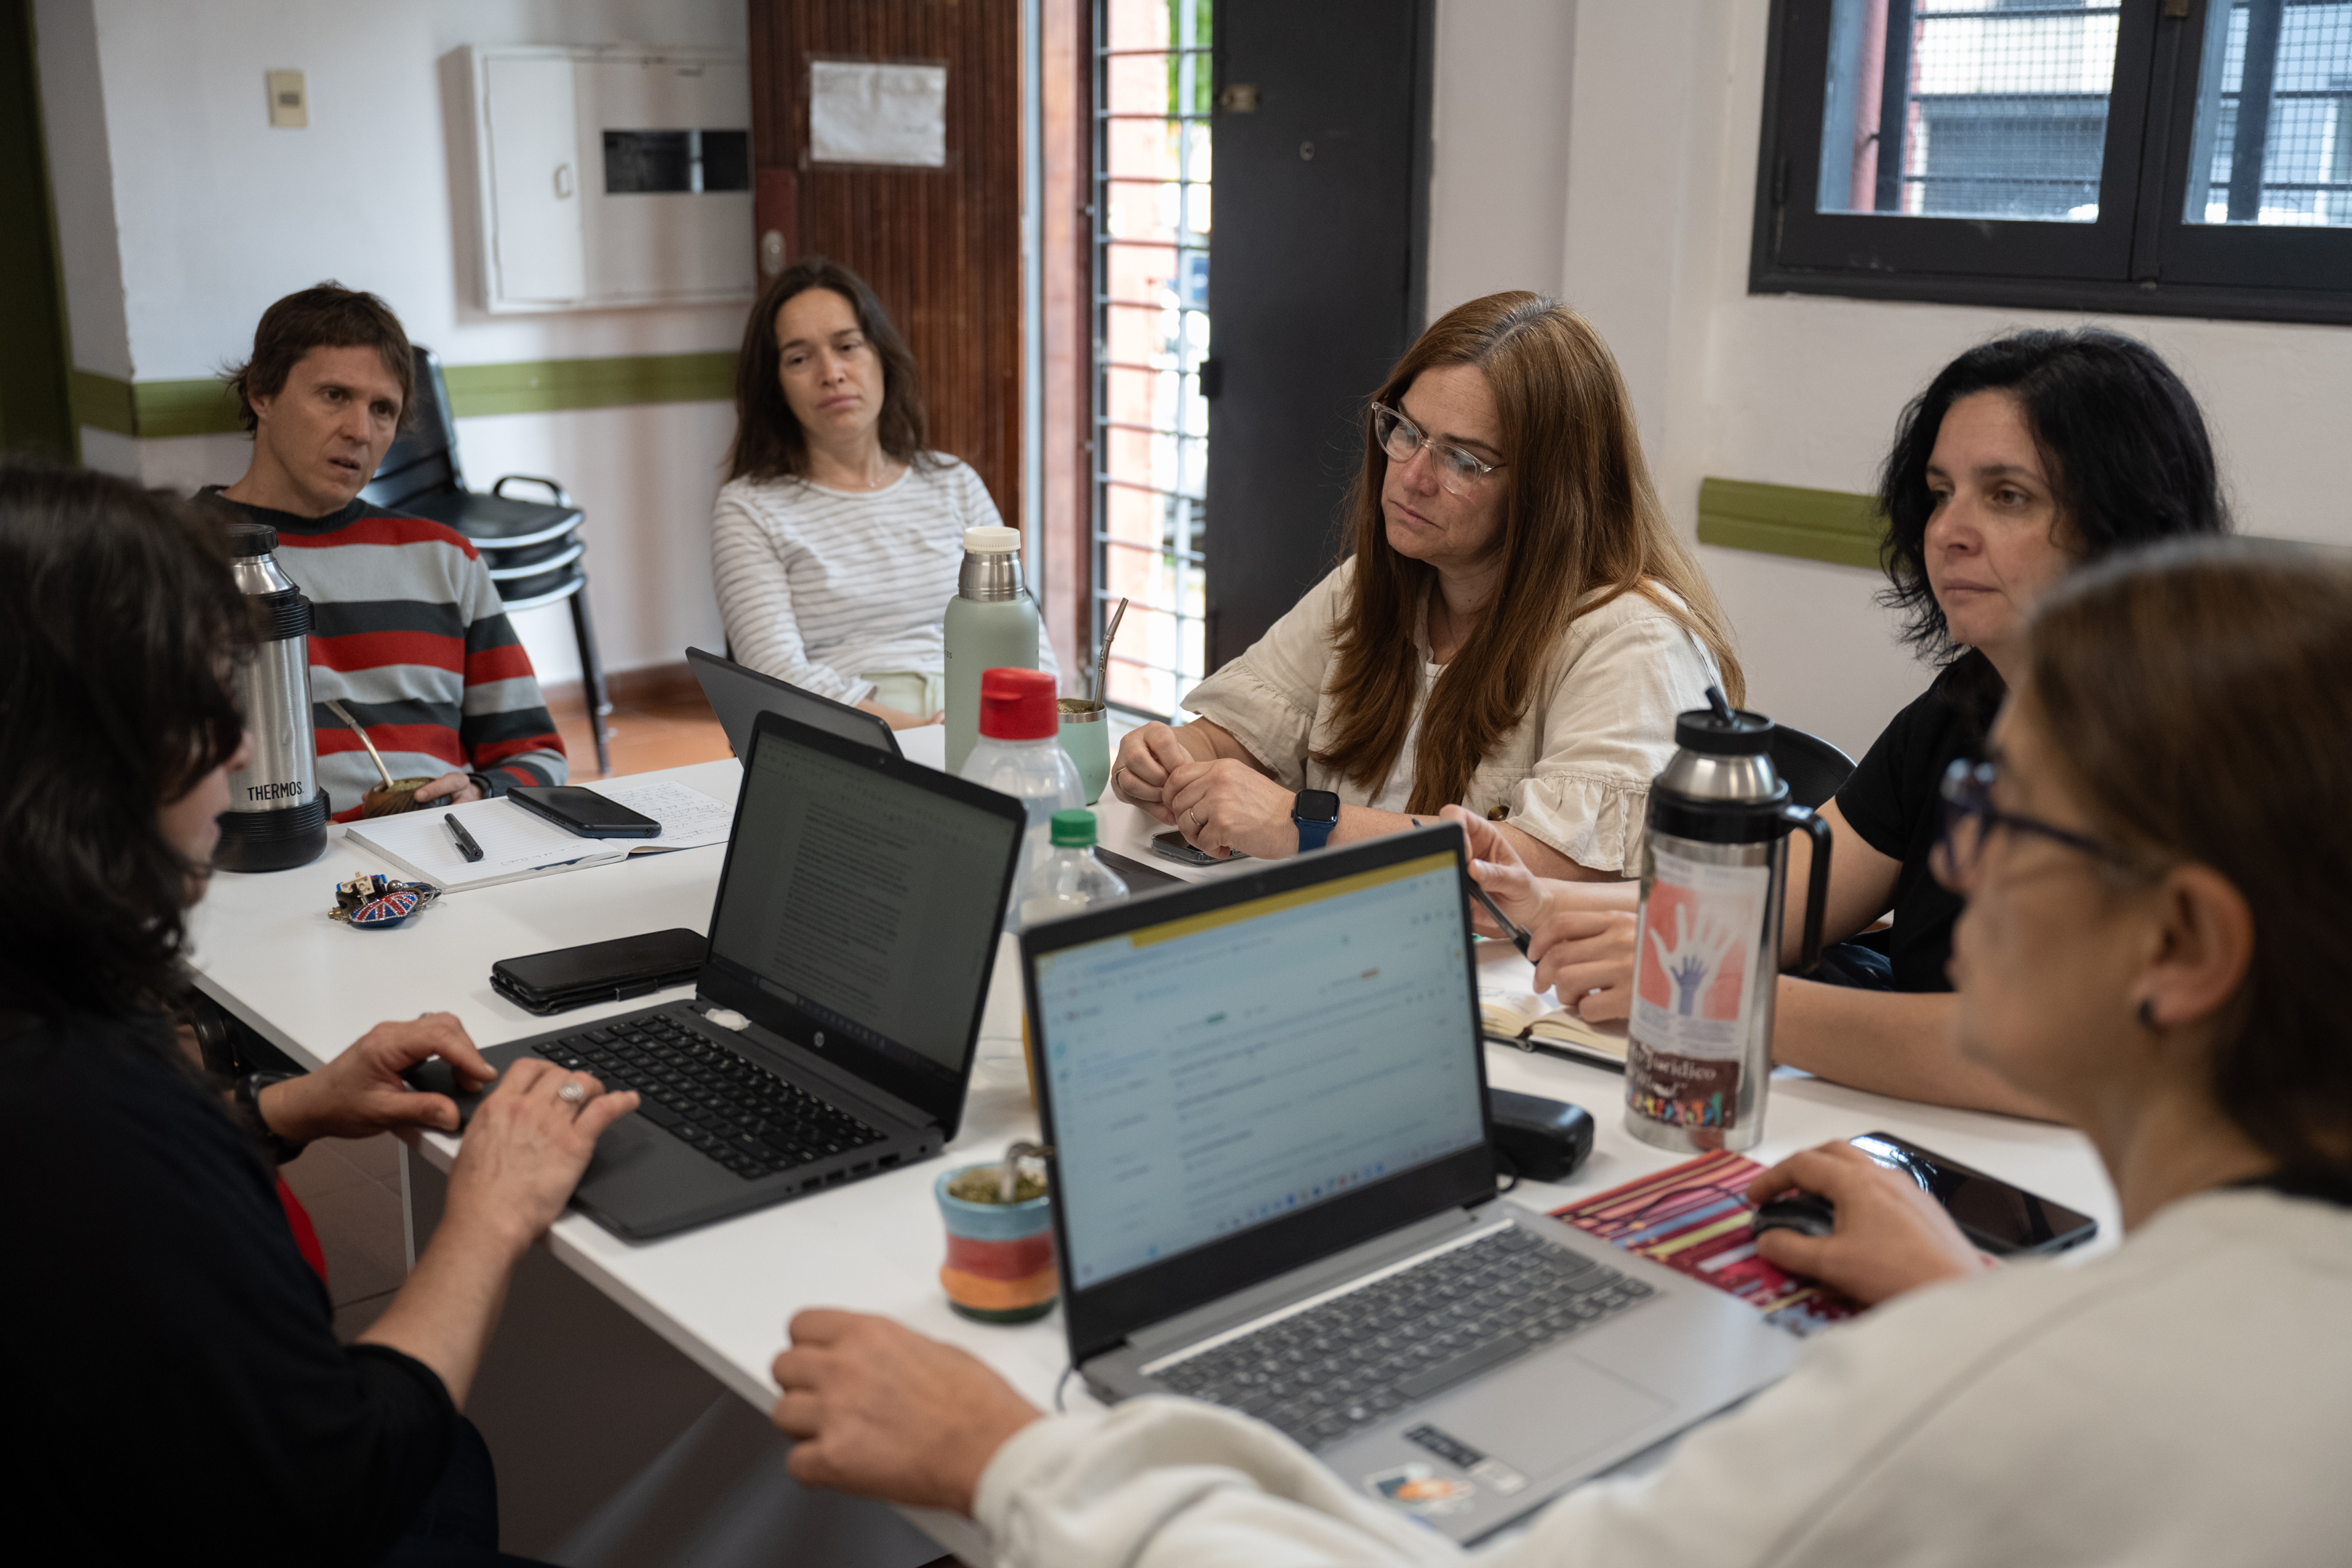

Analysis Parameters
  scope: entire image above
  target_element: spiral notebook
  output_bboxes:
[340,779,733,892]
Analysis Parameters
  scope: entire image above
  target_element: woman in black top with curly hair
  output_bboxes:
[0,464,637,1565]
[1458,328,2228,1118]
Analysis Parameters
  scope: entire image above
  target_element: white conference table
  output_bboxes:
[186,726,2120,1552]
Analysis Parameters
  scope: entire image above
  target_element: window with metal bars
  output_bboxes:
[1758,0,2352,322]
[1091,0,1213,718]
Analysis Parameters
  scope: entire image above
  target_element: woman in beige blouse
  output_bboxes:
[1111,292,1741,877]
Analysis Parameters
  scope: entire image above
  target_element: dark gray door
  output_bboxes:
[1203,0,1433,670]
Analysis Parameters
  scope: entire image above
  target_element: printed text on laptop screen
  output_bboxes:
[710,731,1006,1073]
[1036,851,1484,1288]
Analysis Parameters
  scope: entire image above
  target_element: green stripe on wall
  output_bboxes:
[68,350,736,439]
[1697,477,1887,570]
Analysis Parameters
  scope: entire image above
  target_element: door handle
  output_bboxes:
[554,162,575,199]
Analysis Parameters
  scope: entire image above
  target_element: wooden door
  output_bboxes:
[750,1,1024,530]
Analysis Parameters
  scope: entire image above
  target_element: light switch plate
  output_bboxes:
[266,69,307,129]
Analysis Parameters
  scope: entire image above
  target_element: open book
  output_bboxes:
[341,779,734,893]
[1479,988,1630,1070]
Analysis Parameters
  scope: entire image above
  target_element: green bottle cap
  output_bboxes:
[1049,808,1098,848]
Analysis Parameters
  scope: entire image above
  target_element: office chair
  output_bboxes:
[361,346,611,773]
[1769,722,1855,811]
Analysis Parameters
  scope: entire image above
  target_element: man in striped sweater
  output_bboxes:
[205,285,566,819]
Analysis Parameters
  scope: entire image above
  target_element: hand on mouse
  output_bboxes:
[1745,1141,1985,1306]
[770,1309,1042,1515]
[256,1011,501,1145]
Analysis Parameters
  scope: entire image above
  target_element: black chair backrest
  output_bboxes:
[1770,723,1857,811]
[361,345,464,510]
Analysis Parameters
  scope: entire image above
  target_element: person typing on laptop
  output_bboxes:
[768,539,2352,1564]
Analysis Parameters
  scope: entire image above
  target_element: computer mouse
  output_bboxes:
[400,1057,487,1131]
[1751,1192,1837,1240]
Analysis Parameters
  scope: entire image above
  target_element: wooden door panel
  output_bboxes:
[750,0,1022,527]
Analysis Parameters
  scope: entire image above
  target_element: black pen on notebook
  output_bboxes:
[1466,880,1532,958]
[444,811,485,864]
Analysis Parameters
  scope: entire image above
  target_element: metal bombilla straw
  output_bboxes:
[323,697,398,791]
[1090,597,1129,706]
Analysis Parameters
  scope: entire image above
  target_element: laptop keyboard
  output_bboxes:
[1151,1227,1653,1450]
[533,1014,887,1181]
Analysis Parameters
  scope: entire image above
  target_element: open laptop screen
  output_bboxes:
[706,720,1011,1080]
[1035,848,1486,1291]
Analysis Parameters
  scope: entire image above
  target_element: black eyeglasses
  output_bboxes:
[1932,757,2125,889]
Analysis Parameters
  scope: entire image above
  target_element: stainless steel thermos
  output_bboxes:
[212,521,328,872]
[1624,688,1830,1153]
[943,524,1043,774]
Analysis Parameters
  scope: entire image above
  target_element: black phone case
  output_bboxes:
[491,928,707,1014]
[510,785,662,838]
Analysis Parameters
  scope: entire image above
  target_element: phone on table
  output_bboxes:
[509,784,662,840]
[1850,1131,2099,1257]
[1149,828,1250,867]
[490,927,707,1014]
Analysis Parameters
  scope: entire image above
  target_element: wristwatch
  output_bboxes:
[234,1070,309,1165]
[1292,789,1341,852]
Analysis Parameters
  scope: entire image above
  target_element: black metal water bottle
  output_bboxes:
[212,521,328,871]
[1623,688,1831,1152]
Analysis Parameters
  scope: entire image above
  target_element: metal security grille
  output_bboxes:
[1091,0,1212,718]
[2184,0,2352,226]
[1815,0,2122,222]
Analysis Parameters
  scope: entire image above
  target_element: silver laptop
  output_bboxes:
[1020,826,1797,1542]
[687,646,900,760]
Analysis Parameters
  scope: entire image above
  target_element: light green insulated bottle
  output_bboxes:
[944,525,1041,773]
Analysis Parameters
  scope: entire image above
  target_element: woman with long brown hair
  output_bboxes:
[711,255,1054,728]
[1111,292,1740,875]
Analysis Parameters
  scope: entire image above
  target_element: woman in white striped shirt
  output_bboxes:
[711,257,1054,727]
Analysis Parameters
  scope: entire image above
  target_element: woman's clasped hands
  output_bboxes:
[1111,722,1302,859]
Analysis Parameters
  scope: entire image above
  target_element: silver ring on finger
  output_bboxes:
[557,1081,586,1105]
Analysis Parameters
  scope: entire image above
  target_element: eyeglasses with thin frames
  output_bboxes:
[1932,757,2129,891]
[1370,403,1504,497]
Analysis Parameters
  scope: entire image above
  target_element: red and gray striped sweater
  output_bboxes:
[205,492,568,820]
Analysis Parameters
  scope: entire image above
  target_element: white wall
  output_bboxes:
[1432,1,2352,760]
[1425,0,1577,321]
[36,0,752,684]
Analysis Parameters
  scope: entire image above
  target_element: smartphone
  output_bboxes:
[1149,828,1250,867]
[490,927,706,1014]
[510,784,662,839]
[1850,1131,2099,1257]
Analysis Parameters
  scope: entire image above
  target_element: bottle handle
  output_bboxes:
[1784,804,1834,977]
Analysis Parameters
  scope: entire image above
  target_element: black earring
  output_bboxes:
[2137,998,2158,1031]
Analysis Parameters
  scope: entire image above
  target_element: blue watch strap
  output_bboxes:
[1292,792,1338,852]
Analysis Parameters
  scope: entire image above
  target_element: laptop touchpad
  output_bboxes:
[1411,1352,1672,1479]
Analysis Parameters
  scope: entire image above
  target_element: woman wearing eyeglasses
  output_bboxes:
[1458,329,2228,1116]
[1109,292,1741,880]
[768,539,2352,1566]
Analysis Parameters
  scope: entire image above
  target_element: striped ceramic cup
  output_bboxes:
[935,1167,1058,1323]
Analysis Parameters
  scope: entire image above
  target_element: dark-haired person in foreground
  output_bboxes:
[0,465,631,1563]
[206,282,566,818]
[771,538,2352,1564]
[1463,329,2228,1115]
[711,254,1055,728]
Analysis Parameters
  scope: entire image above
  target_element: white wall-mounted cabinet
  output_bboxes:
[465,45,755,314]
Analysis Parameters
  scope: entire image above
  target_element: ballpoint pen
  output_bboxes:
[444,811,485,863]
[1466,880,1532,958]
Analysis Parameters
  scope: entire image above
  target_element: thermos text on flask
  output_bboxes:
[1624,688,1831,1153]
[213,521,329,873]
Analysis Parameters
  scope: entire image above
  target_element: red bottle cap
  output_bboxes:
[978,668,1058,740]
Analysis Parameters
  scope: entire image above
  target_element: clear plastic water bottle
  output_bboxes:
[1020,809,1130,926]
[960,667,1083,930]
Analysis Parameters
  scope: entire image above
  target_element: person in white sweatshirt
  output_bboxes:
[763,537,2352,1566]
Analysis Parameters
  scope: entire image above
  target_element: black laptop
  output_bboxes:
[446,709,1023,1240]
[687,646,900,760]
